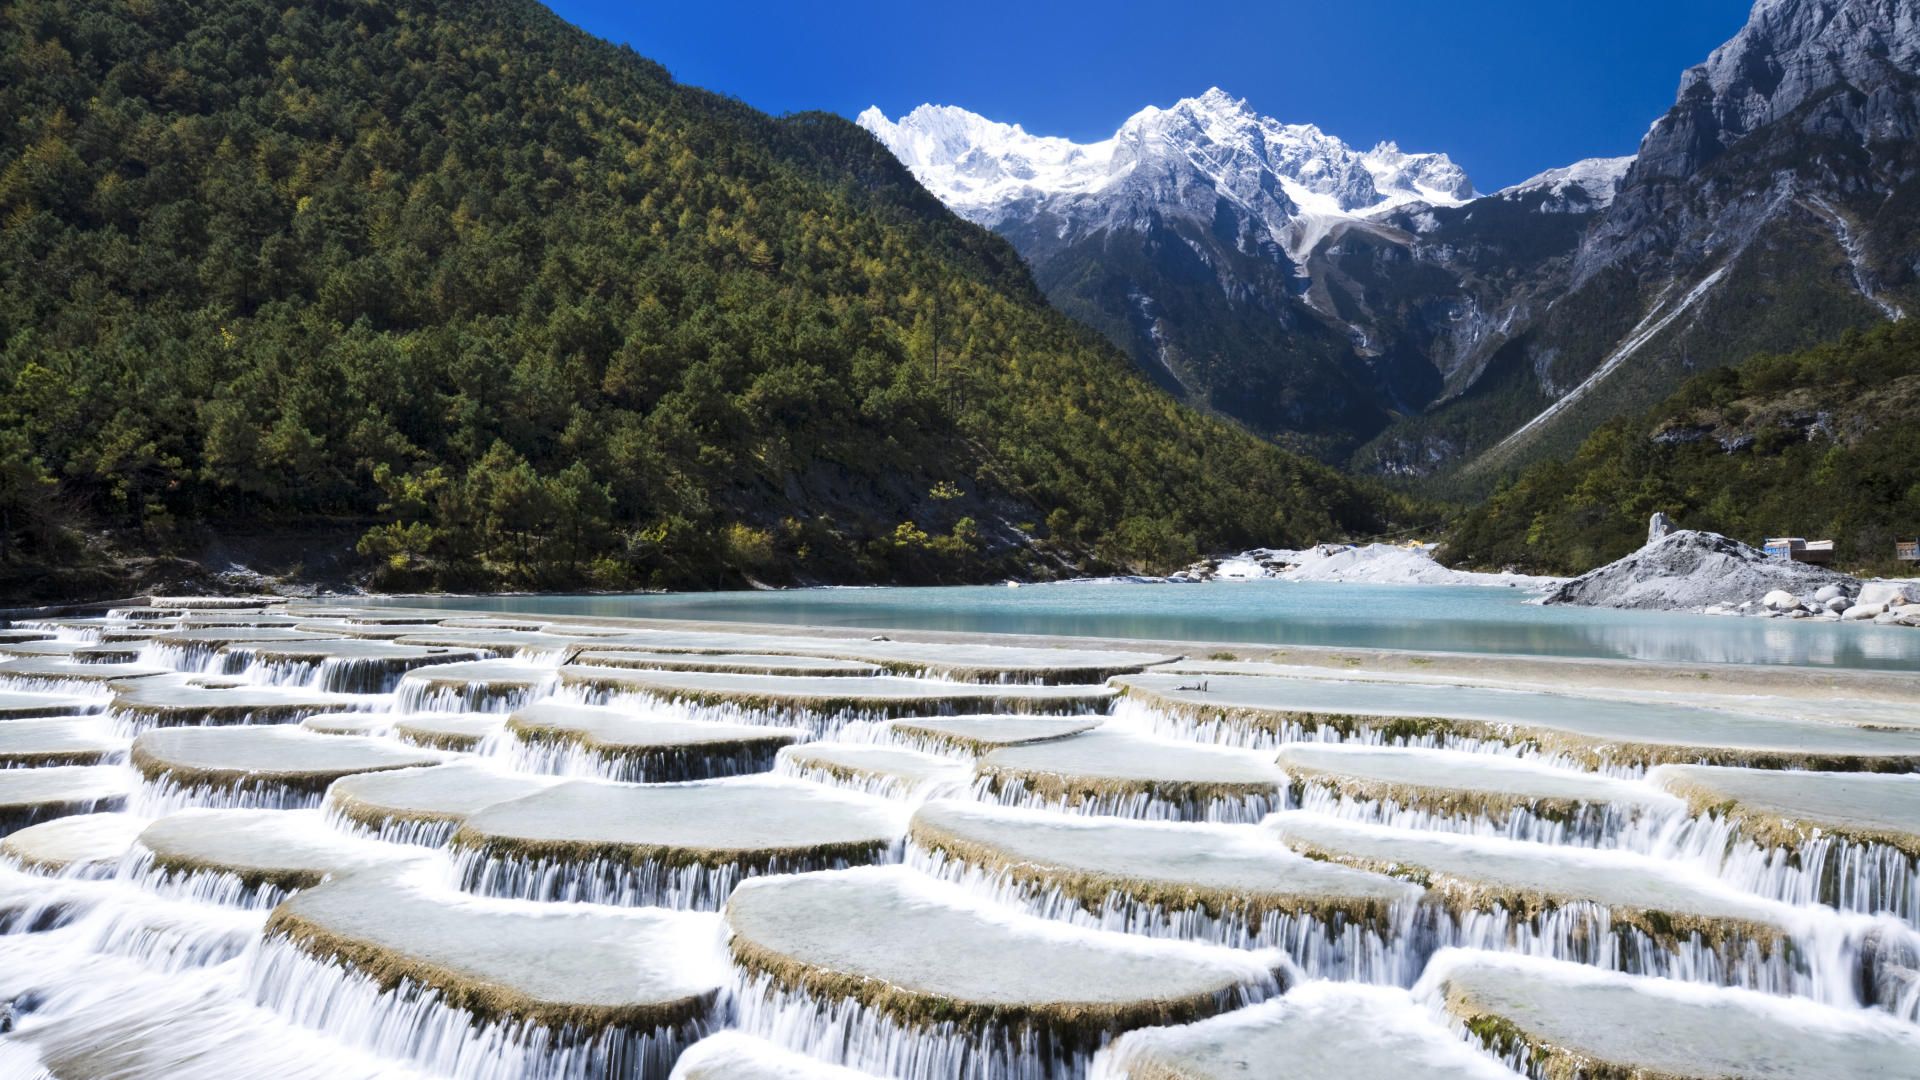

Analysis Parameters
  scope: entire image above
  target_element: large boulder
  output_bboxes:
[1648,512,1676,544]
[1858,581,1920,609]
[1543,531,1857,612]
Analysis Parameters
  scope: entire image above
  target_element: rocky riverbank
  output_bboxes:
[1543,530,1920,625]
[1168,544,1563,590]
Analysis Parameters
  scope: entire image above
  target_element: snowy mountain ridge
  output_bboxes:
[858,88,1475,260]
[1495,155,1636,206]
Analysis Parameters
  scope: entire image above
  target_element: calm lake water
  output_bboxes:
[360,581,1920,672]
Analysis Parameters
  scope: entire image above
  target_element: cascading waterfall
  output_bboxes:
[6,601,1919,1078]
[774,758,967,803]
[107,847,304,911]
[246,935,718,1080]
[1289,784,1684,850]
[1640,811,1920,925]
[394,678,554,715]
[969,774,1281,824]
[496,735,782,785]
[452,839,906,911]
[130,777,327,816]
[731,966,1282,1080]
[136,642,226,674]
[1113,699,1638,777]
[323,805,464,849]
[905,844,1423,985]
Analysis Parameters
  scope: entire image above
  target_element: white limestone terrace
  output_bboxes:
[0,812,150,876]
[1117,671,1920,769]
[1650,765,1920,856]
[504,701,805,780]
[881,713,1107,757]
[0,638,87,658]
[975,728,1289,821]
[775,742,970,799]
[558,669,1116,726]
[670,1031,880,1079]
[0,658,170,695]
[0,690,99,717]
[129,726,448,802]
[0,765,133,831]
[1094,981,1523,1080]
[909,799,1418,926]
[569,649,883,678]
[389,628,589,658]
[1418,950,1920,1080]
[148,596,289,610]
[0,716,122,767]
[725,865,1286,1050]
[1263,812,1808,938]
[259,864,729,1032]
[9,596,1920,1073]
[110,678,378,730]
[298,713,393,737]
[574,632,1178,683]
[325,760,560,844]
[392,659,557,712]
[451,775,905,874]
[385,711,503,750]
[132,807,425,901]
[216,638,486,686]
[1275,743,1684,835]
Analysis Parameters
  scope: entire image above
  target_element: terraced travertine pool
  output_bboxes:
[1,598,1918,1079]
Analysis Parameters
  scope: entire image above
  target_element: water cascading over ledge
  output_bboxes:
[3,598,1919,1078]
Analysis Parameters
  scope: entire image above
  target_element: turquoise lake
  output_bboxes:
[360,581,1920,672]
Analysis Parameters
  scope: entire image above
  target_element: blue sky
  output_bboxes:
[550,0,1754,189]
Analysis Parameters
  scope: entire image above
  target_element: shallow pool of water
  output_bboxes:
[357,581,1920,671]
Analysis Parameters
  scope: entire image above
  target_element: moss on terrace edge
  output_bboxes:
[1117,684,1920,771]
[128,743,432,796]
[1279,762,1605,826]
[724,931,1276,1050]
[263,910,718,1033]
[1658,773,1920,859]
[908,816,1407,928]
[1283,839,1788,957]
[326,788,471,834]
[446,826,893,874]
[140,849,328,893]
[504,713,799,757]
[886,718,1103,756]
[973,764,1279,808]
[556,675,1113,721]
[1444,985,1693,1080]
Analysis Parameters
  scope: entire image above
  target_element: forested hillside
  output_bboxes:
[1445,320,1920,576]
[0,0,1406,598]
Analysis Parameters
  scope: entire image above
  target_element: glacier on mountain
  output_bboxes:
[858,88,1475,263]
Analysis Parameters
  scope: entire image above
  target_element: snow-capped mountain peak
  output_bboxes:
[854,103,1117,218]
[1495,155,1635,210]
[858,90,1475,256]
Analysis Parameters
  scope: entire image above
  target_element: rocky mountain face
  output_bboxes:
[864,0,1918,479]
[859,90,1491,455]
[1394,0,1920,485]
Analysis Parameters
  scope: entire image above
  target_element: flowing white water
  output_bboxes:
[246,936,717,1080]
[4,602,1917,1079]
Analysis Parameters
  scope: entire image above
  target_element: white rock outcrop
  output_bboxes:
[1543,530,1856,612]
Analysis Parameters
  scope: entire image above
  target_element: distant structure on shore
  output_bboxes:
[1763,538,1835,566]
